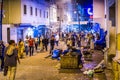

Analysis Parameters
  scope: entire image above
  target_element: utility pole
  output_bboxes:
[78,11,81,33]
[75,0,81,33]
[58,7,62,36]
[0,0,3,40]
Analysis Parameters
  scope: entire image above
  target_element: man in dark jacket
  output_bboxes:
[4,40,20,80]
[50,35,55,54]
[0,40,5,71]
[42,37,49,51]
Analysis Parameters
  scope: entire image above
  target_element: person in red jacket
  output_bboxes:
[28,36,34,56]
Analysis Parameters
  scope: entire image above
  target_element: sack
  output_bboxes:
[4,66,8,76]
[52,49,60,58]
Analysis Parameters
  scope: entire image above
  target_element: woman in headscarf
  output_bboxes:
[18,39,25,58]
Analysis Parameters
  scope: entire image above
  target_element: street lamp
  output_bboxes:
[0,0,3,40]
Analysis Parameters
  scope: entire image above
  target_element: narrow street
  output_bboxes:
[0,41,107,80]
[0,0,119,80]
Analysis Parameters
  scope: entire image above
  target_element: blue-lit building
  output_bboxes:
[58,0,93,33]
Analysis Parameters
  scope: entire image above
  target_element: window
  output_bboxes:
[44,11,45,18]
[57,5,59,9]
[47,12,48,18]
[30,7,33,15]
[23,5,27,14]
[35,8,37,16]
[57,17,60,21]
[39,9,41,17]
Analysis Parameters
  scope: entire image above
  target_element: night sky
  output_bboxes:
[76,0,93,8]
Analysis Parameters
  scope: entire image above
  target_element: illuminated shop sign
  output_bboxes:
[87,8,93,15]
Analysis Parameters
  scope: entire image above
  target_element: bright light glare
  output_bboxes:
[67,13,71,22]
[74,11,77,14]
[26,28,33,37]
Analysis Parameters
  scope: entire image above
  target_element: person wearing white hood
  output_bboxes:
[55,34,59,46]
[4,40,20,80]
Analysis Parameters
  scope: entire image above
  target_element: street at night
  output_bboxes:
[0,41,110,80]
[0,0,120,80]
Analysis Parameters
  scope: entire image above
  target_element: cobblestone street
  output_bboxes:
[0,42,107,80]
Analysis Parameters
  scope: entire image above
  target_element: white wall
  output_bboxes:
[2,24,17,43]
[116,0,120,34]
[10,27,17,43]
[2,24,10,43]
[50,4,57,23]
[21,0,49,26]
[93,0,106,30]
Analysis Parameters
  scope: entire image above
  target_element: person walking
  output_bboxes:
[0,40,5,71]
[39,37,43,52]
[55,34,59,46]
[71,35,75,46]
[34,37,39,51]
[18,39,25,59]
[76,34,81,47]
[4,40,20,80]
[49,35,55,55]
[28,36,34,56]
[42,37,49,51]
[24,36,29,56]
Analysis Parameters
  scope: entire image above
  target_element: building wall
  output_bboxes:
[2,24,10,43]
[3,0,50,26]
[2,24,17,43]
[113,0,120,79]
[10,27,17,43]
[3,0,21,24]
[49,4,57,23]
[56,3,64,22]
[116,0,120,34]
[116,0,120,52]
[2,0,53,42]
[116,0,120,50]
[21,0,50,26]
[93,0,106,30]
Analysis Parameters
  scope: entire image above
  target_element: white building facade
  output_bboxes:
[2,0,57,43]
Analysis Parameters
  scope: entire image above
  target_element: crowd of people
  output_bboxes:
[16,33,60,58]
[61,32,100,50]
[0,33,60,80]
[0,31,104,80]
